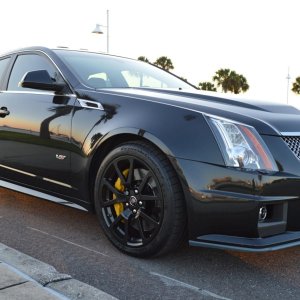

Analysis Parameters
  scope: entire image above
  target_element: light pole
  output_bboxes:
[92,10,109,53]
[286,67,291,104]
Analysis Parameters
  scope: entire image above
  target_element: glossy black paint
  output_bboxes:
[0,91,77,194]
[1,46,300,252]
[21,70,67,92]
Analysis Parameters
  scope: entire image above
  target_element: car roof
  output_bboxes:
[0,46,138,63]
[0,46,52,57]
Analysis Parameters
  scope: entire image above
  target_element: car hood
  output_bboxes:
[78,87,300,136]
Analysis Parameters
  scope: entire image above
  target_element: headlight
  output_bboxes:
[207,116,278,171]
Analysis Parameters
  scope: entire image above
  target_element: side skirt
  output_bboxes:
[0,179,88,211]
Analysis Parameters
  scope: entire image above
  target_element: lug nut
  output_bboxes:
[133,209,137,214]
[139,201,143,206]
[134,189,139,194]
[125,203,129,207]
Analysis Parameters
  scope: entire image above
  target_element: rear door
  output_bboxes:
[0,52,77,197]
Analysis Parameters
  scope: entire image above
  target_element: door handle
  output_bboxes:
[0,107,10,118]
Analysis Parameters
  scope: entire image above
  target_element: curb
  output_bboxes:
[0,243,117,300]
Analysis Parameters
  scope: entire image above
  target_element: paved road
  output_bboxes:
[1,187,300,300]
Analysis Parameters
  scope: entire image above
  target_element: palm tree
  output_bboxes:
[213,69,231,93]
[213,68,249,94]
[198,82,217,91]
[232,73,249,94]
[154,56,174,71]
[137,56,150,63]
[40,105,73,139]
[292,77,300,94]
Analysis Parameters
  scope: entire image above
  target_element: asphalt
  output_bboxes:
[4,187,300,299]
[0,242,117,300]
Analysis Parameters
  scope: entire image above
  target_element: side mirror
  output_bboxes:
[20,70,66,92]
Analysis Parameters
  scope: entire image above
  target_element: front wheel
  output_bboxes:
[94,142,186,257]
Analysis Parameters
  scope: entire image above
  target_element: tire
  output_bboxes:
[94,141,186,257]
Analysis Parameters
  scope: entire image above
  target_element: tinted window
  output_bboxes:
[8,54,61,91]
[121,70,168,88]
[55,50,193,90]
[0,57,10,85]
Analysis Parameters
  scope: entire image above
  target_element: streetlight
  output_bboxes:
[286,67,291,104]
[92,10,109,53]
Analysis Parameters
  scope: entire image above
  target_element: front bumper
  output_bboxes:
[175,158,300,252]
[190,232,300,252]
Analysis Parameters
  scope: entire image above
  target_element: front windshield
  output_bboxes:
[54,50,193,90]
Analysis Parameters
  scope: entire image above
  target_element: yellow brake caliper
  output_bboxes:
[113,169,129,216]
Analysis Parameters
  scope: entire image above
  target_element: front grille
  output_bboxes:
[282,136,300,159]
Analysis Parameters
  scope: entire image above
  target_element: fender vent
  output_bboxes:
[77,99,104,110]
[282,137,300,159]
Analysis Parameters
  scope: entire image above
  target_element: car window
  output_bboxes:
[87,72,112,88]
[121,70,168,88]
[0,57,10,86]
[55,50,194,90]
[7,54,62,91]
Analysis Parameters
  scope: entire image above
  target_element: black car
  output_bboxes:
[1,47,300,257]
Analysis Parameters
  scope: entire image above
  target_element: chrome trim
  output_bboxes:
[281,132,300,137]
[282,136,300,160]
[0,164,73,189]
[55,154,67,160]
[77,98,104,110]
[1,90,76,97]
[42,177,72,188]
[0,180,88,211]
[5,49,75,95]
[0,164,36,177]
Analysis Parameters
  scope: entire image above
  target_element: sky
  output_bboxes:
[1,0,300,107]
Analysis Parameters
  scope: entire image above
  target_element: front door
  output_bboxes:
[0,52,76,196]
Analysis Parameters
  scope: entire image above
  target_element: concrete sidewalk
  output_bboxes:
[0,243,117,300]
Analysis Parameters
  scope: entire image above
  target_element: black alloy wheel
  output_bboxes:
[94,141,186,257]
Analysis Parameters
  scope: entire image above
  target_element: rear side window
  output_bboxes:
[7,54,61,91]
[0,57,10,84]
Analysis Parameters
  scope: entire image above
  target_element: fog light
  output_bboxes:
[258,206,267,222]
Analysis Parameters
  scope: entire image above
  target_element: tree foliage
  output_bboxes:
[137,56,150,63]
[213,68,249,94]
[180,77,188,82]
[154,56,174,71]
[292,77,300,94]
[198,81,217,91]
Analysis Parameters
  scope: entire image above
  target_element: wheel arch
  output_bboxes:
[87,129,189,213]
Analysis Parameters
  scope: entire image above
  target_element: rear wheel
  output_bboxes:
[94,141,186,257]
